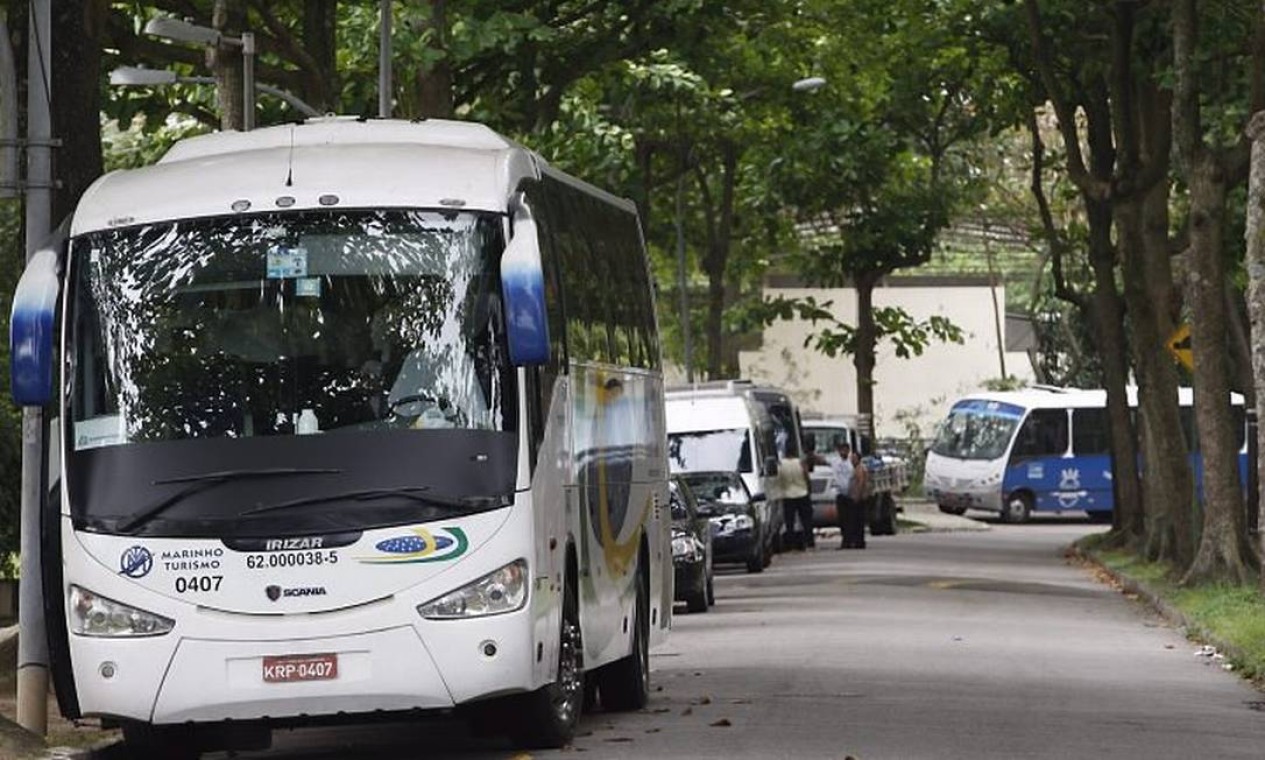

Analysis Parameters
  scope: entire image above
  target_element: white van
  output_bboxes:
[666,383,779,567]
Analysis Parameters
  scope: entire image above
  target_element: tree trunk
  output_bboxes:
[1182,157,1255,585]
[300,0,338,112]
[1119,191,1194,567]
[853,269,880,442]
[51,0,104,222]
[211,0,247,131]
[699,142,737,380]
[1085,198,1142,541]
[413,0,453,119]
[1246,110,1265,592]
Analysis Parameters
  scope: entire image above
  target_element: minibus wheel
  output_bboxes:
[1002,493,1033,523]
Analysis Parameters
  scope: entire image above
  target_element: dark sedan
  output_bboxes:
[670,478,714,613]
[678,470,766,573]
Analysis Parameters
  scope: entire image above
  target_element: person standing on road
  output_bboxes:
[786,433,827,550]
[831,441,857,550]
[843,450,870,549]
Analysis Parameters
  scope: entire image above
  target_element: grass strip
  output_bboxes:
[1079,539,1265,683]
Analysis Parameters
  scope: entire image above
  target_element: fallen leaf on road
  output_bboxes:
[1164,644,1175,649]
[652,708,671,714]
[732,699,751,704]
[646,728,662,734]
[682,707,693,716]
[699,696,712,705]
[710,719,732,727]
[603,737,633,743]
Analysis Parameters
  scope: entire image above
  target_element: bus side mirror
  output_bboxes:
[501,194,549,366]
[10,247,61,406]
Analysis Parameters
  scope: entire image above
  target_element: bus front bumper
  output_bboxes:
[74,615,536,724]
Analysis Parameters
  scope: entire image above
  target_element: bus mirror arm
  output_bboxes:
[501,193,549,366]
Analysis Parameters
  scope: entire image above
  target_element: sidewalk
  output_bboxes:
[898,497,991,532]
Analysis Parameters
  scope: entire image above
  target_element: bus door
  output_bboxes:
[1068,407,1115,513]
[1002,408,1075,512]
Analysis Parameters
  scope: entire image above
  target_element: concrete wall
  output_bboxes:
[737,278,1034,440]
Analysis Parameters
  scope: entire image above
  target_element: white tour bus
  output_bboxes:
[10,118,670,753]
[923,386,1246,523]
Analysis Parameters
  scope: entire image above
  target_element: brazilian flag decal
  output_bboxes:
[356,527,469,564]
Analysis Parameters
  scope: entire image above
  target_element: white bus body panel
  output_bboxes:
[71,118,539,236]
[922,451,1006,512]
[64,499,549,722]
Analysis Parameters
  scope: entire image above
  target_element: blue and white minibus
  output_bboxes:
[9,118,669,753]
[923,387,1246,523]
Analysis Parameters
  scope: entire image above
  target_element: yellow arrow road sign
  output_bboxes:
[1166,323,1193,371]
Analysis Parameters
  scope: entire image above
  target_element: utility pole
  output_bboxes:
[379,0,392,117]
[17,0,53,734]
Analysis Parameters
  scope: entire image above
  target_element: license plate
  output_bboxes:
[262,653,339,683]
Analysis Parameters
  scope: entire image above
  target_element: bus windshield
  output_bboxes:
[69,209,513,448]
[930,400,1024,461]
[667,429,752,474]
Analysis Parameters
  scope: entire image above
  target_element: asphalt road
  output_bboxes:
[84,515,1265,759]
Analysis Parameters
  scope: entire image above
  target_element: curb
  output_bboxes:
[1066,543,1252,675]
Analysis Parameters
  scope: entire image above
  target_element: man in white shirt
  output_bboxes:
[830,441,858,549]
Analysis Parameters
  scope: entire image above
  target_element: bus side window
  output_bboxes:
[1071,408,1110,455]
[1012,409,1069,459]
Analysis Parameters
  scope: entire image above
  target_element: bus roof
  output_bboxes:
[951,386,1242,410]
[72,117,542,235]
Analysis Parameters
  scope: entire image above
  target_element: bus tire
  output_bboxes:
[511,566,584,748]
[596,557,650,711]
[1002,492,1032,524]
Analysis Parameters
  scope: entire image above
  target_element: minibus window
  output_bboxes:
[1012,409,1069,459]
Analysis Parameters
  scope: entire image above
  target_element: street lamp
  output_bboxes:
[109,66,321,119]
[792,76,827,93]
[144,16,256,130]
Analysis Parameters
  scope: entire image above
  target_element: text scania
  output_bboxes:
[161,547,224,572]
[283,587,327,597]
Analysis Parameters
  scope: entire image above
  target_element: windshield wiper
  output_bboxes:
[117,467,342,534]
[238,486,506,517]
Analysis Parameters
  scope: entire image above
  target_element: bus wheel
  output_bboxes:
[1002,493,1032,524]
[512,574,583,748]
[596,562,650,711]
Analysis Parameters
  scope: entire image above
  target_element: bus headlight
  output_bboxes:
[69,586,174,637]
[417,559,528,620]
